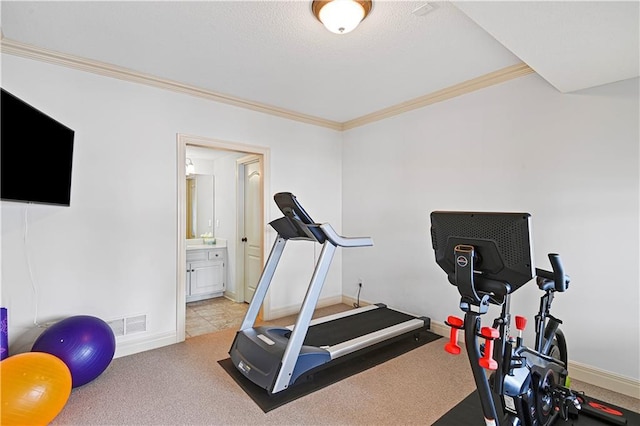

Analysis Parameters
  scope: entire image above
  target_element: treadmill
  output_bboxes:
[229,192,430,395]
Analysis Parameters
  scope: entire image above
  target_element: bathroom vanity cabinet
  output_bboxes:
[186,247,226,302]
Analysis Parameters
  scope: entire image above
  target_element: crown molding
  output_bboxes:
[342,63,534,130]
[0,37,342,131]
[1,37,533,132]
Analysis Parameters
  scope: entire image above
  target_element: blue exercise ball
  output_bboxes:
[32,315,116,388]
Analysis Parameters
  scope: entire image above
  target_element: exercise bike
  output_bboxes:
[430,211,628,426]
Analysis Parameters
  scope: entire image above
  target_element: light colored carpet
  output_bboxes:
[50,305,639,425]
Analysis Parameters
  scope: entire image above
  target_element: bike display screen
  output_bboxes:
[430,211,535,294]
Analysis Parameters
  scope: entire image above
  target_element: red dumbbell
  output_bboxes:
[444,315,463,355]
[479,327,499,370]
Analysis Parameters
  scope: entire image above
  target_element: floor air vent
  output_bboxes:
[107,314,147,336]
[107,318,125,337]
[126,315,147,334]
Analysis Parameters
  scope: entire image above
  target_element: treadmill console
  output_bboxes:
[271,192,326,242]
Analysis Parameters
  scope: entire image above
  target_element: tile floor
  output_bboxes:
[185,298,353,338]
[185,297,249,338]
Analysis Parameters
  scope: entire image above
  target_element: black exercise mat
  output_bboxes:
[219,330,440,413]
[433,389,639,426]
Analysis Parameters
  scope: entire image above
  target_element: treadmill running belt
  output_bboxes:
[295,307,422,347]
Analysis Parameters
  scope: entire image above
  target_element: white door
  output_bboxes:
[242,158,262,303]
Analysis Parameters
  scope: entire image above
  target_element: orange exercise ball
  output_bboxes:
[1,352,72,426]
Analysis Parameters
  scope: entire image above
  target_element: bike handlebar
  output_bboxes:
[536,253,570,292]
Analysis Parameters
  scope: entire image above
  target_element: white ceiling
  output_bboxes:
[1,1,638,124]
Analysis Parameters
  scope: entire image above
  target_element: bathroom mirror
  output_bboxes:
[186,174,215,239]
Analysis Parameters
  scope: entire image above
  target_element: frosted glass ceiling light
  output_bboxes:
[312,0,372,34]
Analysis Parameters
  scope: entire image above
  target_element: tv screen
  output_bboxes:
[1,88,75,206]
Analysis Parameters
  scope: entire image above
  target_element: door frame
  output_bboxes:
[176,133,270,343]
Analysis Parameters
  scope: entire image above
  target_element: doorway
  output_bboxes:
[176,134,270,342]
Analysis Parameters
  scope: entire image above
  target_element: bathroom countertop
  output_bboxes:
[186,238,227,250]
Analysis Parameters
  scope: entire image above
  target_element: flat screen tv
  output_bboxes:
[1,88,75,206]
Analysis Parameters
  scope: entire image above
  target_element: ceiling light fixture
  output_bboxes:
[312,0,373,35]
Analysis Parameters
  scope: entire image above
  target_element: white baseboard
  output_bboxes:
[265,295,344,321]
[429,318,640,399]
[568,360,640,399]
[223,291,238,302]
[429,320,452,340]
[113,331,177,359]
[341,295,371,308]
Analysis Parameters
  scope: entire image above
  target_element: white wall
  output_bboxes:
[0,54,343,356]
[3,51,637,390]
[342,74,639,382]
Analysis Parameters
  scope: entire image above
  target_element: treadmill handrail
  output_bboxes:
[319,223,373,248]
